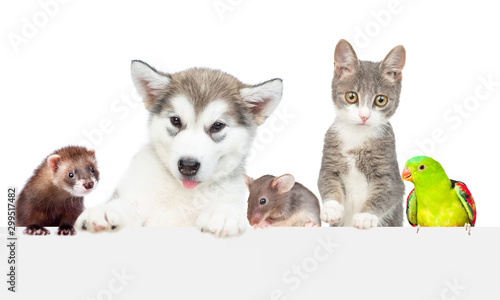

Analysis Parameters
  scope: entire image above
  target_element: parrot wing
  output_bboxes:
[451,180,477,226]
[406,188,417,227]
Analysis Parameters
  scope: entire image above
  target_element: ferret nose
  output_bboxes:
[84,181,94,190]
[178,158,200,176]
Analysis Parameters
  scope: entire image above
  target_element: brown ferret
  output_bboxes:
[16,146,99,235]
[243,174,321,229]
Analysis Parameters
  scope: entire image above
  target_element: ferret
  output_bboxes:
[16,146,99,235]
[243,174,321,229]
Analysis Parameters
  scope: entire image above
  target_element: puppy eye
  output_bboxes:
[345,92,358,103]
[375,95,388,106]
[90,167,95,173]
[418,165,425,171]
[170,116,182,128]
[68,173,74,178]
[260,198,266,205]
[210,122,226,133]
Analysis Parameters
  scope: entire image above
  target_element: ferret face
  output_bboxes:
[48,149,100,197]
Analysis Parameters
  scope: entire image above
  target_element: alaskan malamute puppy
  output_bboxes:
[76,60,283,237]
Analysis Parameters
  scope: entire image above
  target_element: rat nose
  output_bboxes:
[84,181,94,190]
[178,158,200,176]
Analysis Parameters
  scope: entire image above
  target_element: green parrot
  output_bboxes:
[402,156,476,233]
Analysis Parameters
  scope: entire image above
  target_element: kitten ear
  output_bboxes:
[334,39,358,78]
[240,78,283,125]
[131,60,171,110]
[272,174,295,194]
[47,155,61,174]
[381,45,406,81]
[242,174,253,189]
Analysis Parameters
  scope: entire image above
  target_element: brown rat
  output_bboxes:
[16,146,99,235]
[244,174,321,229]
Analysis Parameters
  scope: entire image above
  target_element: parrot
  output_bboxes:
[402,156,476,234]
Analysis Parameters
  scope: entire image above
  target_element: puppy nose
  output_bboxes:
[84,181,94,190]
[178,159,200,176]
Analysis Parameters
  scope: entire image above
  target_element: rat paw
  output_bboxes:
[197,203,247,238]
[353,213,379,229]
[24,224,50,235]
[321,200,344,224]
[57,224,76,236]
[75,205,121,233]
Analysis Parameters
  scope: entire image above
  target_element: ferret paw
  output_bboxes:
[57,224,76,236]
[353,213,379,229]
[321,200,344,224]
[75,205,121,233]
[24,225,50,235]
[197,203,247,238]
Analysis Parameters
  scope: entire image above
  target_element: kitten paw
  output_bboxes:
[24,224,50,235]
[197,203,247,238]
[321,200,344,224]
[75,205,121,233]
[304,222,318,228]
[353,213,379,229]
[57,224,76,236]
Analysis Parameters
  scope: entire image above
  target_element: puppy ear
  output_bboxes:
[242,174,253,189]
[272,174,295,194]
[47,155,61,174]
[334,39,358,79]
[131,60,171,110]
[381,45,405,81]
[240,78,283,125]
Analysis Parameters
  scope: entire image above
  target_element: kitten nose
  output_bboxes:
[84,181,94,190]
[178,158,201,176]
[360,116,370,123]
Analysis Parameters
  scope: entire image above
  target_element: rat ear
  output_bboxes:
[240,78,283,125]
[131,60,171,110]
[47,155,61,174]
[242,174,253,189]
[272,174,295,194]
[381,45,405,82]
[334,39,358,79]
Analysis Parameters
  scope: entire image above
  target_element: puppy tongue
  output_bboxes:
[182,179,199,189]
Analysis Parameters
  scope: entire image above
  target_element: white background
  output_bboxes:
[1,1,499,299]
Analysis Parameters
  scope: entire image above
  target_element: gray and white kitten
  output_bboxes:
[318,39,406,229]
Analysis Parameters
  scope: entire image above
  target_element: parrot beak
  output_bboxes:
[402,167,412,182]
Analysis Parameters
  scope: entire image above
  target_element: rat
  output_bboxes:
[243,174,321,229]
[16,146,99,235]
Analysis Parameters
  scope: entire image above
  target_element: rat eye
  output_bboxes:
[375,95,388,107]
[345,92,358,103]
[259,198,267,205]
[90,167,95,173]
[170,116,182,128]
[418,165,425,171]
[210,121,226,133]
[68,173,74,178]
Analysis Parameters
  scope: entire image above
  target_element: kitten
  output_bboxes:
[318,39,406,229]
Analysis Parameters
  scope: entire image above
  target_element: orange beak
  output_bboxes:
[402,167,412,182]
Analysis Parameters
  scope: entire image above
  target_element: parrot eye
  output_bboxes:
[345,92,358,104]
[418,165,425,171]
[259,198,267,205]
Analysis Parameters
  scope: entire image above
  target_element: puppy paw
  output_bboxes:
[353,213,379,229]
[57,224,76,236]
[75,205,121,233]
[197,203,247,238]
[321,200,344,224]
[24,224,50,235]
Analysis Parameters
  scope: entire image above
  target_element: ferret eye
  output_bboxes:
[210,121,226,133]
[68,173,74,178]
[418,165,425,171]
[345,92,358,103]
[170,116,182,128]
[90,167,95,173]
[259,198,266,205]
[375,95,388,107]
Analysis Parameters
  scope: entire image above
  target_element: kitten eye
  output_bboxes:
[375,95,388,106]
[259,198,267,205]
[210,121,226,133]
[170,116,182,128]
[68,173,74,178]
[418,165,425,171]
[345,92,358,103]
[90,167,95,173]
